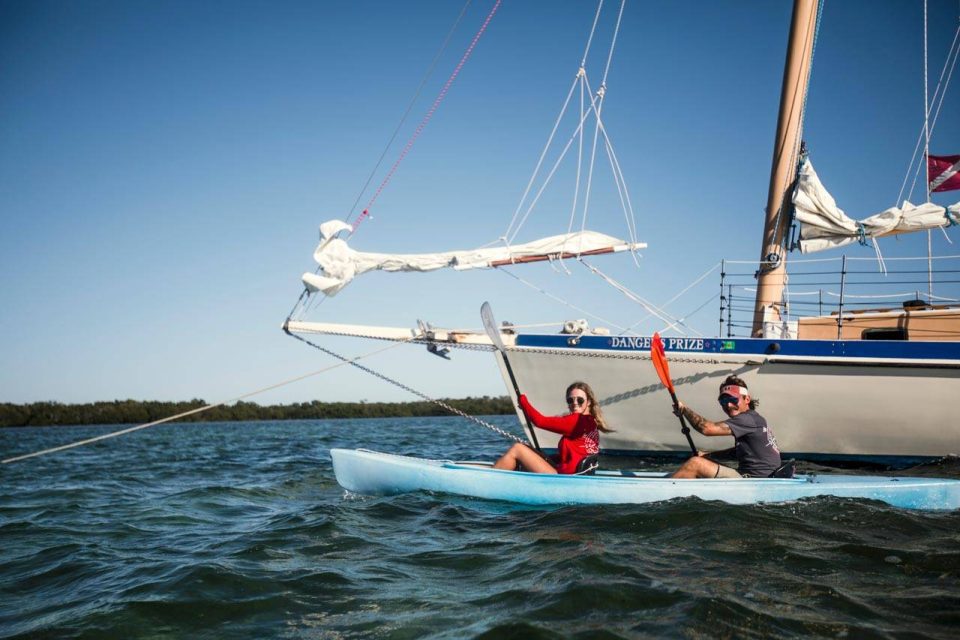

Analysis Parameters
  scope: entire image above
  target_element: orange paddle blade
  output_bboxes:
[650,332,675,394]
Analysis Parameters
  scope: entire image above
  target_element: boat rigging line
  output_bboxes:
[284,328,528,446]
[496,258,721,338]
[502,0,641,266]
[349,0,502,236]
[579,259,702,336]
[497,266,633,335]
[345,0,475,224]
[898,10,960,206]
[0,340,523,464]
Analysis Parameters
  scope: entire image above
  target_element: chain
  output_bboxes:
[286,331,528,445]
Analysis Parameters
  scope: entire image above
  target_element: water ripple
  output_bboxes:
[1,419,958,639]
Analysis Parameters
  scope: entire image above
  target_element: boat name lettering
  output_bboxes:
[608,337,705,351]
[667,338,705,351]
[609,336,652,349]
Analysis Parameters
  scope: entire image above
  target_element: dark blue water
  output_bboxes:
[2,418,959,639]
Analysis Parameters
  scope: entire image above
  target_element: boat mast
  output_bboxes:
[751,0,819,337]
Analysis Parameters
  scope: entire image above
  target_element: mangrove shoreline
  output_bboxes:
[0,397,515,428]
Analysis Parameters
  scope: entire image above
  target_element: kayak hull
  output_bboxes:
[330,448,960,510]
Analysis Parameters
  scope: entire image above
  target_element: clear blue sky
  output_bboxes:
[2,0,958,406]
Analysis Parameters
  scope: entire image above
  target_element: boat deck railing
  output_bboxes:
[718,254,960,340]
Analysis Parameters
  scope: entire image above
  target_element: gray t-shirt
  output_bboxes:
[723,410,781,477]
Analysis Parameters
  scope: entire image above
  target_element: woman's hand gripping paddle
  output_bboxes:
[481,302,541,452]
[651,332,698,454]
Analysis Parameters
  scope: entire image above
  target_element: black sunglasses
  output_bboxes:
[566,396,586,407]
[717,394,740,407]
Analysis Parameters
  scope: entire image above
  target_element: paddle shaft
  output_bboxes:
[499,353,542,452]
[650,332,697,455]
[668,389,698,454]
[480,302,541,452]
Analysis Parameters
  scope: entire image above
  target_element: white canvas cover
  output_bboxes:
[793,160,960,253]
[302,220,645,296]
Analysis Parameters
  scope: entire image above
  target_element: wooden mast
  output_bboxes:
[751,0,820,337]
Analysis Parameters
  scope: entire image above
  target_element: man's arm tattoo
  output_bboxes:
[681,406,707,433]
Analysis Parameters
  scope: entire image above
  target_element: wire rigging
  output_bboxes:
[2,339,417,465]
[350,0,502,235]
[503,0,639,258]
[898,9,960,205]
[346,0,475,222]
[286,331,528,445]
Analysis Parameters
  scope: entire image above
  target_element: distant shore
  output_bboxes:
[0,397,514,428]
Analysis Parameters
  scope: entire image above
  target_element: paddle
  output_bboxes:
[480,302,541,452]
[650,332,698,454]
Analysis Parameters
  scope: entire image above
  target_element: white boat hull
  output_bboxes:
[331,448,960,510]
[500,335,960,460]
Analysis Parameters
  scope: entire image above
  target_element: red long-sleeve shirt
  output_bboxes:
[518,394,600,474]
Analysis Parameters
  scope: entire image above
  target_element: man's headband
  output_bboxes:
[719,384,748,397]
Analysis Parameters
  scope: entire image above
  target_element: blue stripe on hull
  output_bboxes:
[515,334,960,361]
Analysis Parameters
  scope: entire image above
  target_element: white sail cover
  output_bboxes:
[793,160,960,253]
[302,220,645,296]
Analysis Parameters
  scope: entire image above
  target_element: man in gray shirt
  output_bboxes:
[670,375,782,478]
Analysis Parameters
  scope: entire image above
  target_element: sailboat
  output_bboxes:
[286,0,960,464]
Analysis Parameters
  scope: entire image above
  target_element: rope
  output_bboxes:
[1,339,414,465]
[618,262,722,335]
[580,0,604,68]
[504,72,582,242]
[509,90,604,242]
[352,0,502,234]
[505,0,640,255]
[898,14,960,204]
[498,266,634,334]
[572,0,629,246]
[590,82,641,256]
[601,121,641,264]
[346,0,474,222]
[563,71,587,262]
[579,260,702,336]
[565,70,641,257]
[578,88,602,245]
[924,0,931,204]
[504,1,606,241]
[285,331,528,446]
[600,0,626,86]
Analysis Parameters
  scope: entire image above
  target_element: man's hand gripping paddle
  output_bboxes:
[651,332,698,454]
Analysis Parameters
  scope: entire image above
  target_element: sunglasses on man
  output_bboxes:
[717,394,740,408]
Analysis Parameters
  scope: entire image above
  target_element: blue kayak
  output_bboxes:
[330,448,960,510]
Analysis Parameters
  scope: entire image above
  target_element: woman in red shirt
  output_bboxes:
[492,381,612,474]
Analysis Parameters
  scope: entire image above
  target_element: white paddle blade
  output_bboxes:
[480,302,506,352]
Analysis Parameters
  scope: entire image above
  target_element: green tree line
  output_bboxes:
[0,397,515,428]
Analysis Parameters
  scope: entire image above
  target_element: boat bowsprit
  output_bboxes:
[330,449,960,511]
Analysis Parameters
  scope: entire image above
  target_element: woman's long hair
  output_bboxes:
[566,381,613,432]
[721,375,759,410]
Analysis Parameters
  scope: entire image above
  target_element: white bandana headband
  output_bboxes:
[719,384,748,397]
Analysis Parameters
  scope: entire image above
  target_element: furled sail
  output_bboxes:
[301,220,646,296]
[793,160,960,254]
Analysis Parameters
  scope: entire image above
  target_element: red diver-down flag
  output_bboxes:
[928,154,960,192]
